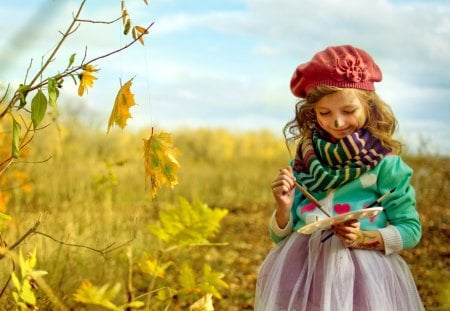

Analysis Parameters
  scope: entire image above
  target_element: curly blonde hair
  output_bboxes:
[283,85,403,154]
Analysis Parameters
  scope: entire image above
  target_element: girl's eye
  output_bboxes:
[318,111,330,116]
[343,109,357,115]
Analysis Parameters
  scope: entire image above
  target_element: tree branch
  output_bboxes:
[4,215,138,261]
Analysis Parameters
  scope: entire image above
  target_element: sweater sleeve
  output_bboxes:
[377,156,422,250]
[269,211,293,244]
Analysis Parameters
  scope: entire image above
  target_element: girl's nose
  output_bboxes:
[334,119,341,128]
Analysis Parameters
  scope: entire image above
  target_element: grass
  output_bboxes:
[1,121,449,310]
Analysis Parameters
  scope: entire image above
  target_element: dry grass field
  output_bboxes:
[1,121,449,310]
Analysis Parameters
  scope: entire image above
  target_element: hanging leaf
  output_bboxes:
[17,84,30,108]
[77,64,99,96]
[123,18,131,35]
[132,25,149,45]
[12,116,21,158]
[47,78,59,108]
[143,130,180,198]
[107,78,136,132]
[31,89,48,129]
[66,53,76,70]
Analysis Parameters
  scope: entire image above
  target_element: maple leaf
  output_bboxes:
[107,78,136,132]
[77,64,99,96]
[143,129,180,198]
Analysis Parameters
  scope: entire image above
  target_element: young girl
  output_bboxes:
[255,45,424,310]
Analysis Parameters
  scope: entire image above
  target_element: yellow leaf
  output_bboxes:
[135,25,149,34]
[143,129,180,198]
[132,25,149,45]
[107,78,136,132]
[78,64,99,96]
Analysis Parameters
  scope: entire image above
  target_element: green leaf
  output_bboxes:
[31,90,47,129]
[47,78,59,108]
[139,256,172,279]
[179,262,196,290]
[67,53,76,69]
[17,84,30,108]
[73,281,121,310]
[123,19,131,35]
[148,197,228,247]
[199,264,228,299]
[12,117,21,158]
[20,281,36,305]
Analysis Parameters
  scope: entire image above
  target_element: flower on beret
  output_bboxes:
[332,54,369,83]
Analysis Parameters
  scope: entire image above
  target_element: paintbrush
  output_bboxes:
[320,188,396,243]
[294,181,331,218]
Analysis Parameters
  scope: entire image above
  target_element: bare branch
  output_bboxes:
[76,15,122,24]
[24,59,33,85]
[8,214,42,251]
[12,155,53,165]
[84,21,155,66]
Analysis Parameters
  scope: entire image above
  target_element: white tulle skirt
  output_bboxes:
[255,231,424,311]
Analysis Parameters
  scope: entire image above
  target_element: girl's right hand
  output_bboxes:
[271,166,296,212]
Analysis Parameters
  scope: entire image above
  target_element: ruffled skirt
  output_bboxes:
[255,231,424,311]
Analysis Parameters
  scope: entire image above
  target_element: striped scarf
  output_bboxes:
[293,129,390,192]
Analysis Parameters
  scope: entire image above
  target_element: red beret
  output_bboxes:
[290,45,382,98]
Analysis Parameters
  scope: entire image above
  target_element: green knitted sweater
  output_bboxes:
[270,155,422,252]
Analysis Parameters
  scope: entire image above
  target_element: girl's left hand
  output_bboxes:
[332,219,361,247]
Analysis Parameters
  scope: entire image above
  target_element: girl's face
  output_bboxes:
[314,89,366,139]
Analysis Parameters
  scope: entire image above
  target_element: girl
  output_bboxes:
[255,45,424,310]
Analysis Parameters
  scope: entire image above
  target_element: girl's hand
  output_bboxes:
[271,167,295,211]
[332,219,361,247]
[271,167,296,229]
[332,219,385,251]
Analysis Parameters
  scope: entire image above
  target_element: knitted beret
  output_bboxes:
[290,45,382,98]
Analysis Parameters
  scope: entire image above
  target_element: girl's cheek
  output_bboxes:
[356,110,366,128]
[317,117,328,129]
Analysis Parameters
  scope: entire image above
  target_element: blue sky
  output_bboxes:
[1,0,449,154]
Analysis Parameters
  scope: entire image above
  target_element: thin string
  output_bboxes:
[143,41,153,130]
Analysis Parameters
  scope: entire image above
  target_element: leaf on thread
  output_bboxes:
[77,64,99,96]
[143,130,180,198]
[107,78,136,132]
[30,90,47,129]
[132,25,149,45]
[47,78,59,108]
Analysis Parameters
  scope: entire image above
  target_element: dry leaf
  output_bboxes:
[143,129,180,198]
[107,78,136,132]
[132,25,149,45]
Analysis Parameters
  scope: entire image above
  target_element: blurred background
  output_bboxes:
[1,0,449,154]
